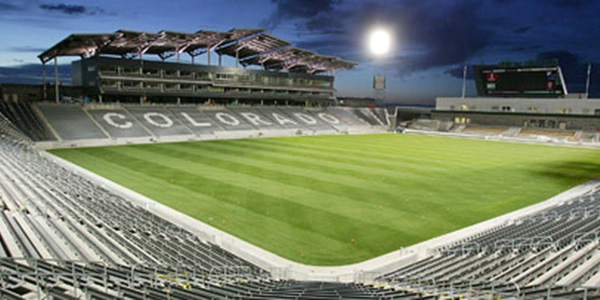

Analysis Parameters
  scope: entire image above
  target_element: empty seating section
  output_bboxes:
[203,108,256,131]
[125,106,193,137]
[0,135,281,289]
[4,103,600,299]
[37,104,108,140]
[0,258,437,300]
[0,100,55,141]
[0,131,428,299]
[35,103,389,141]
[87,108,151,139]
[166,106,225,135]
[0,111,31,143]
[376,187,600,298]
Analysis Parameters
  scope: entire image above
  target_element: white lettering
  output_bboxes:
[271,113,297,125]
[103,113,132,129]
[181,112,211,127]
[215,112,240,126]
[318,113,340,124]
[143,113,173,128]
[293,113,317,125]
[240,112,272,126]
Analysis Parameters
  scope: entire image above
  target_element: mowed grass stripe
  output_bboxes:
[207,138,553,190]
[173,139,491,216]
[148,143,479,222]
[108,145,445,234]
[51,149,373,263]
[204,139,449,180]
[240,135,600,184]
[167,141,497,221]
[228,138,459,173]
[178,139,526,203]
[63,151,402,264]
[260,134,579,168]
[165,141,438,200]
[49,134,600,265]
[249,136,495,168]
[164,141,523,218]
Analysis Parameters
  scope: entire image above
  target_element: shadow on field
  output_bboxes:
[527,160,600,185]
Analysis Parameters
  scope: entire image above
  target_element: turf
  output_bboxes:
[49,134,600,266]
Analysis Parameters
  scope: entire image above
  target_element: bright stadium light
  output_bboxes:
[368,29,391,56]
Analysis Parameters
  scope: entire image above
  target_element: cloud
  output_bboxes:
[443,65,476,80]
[389,1,491,73]
[444,50,600,97]
[535,51,600,96]
[6,46,48,53]
[262,0,340,30]
[535,50,591,93]
[39,3,112,16]
[0,1,24,11]
[513,26,531,34]
[263,1,494,76]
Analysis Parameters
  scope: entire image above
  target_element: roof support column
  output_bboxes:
[191,54,195,65]
[42,61,47,101]
[218,54,222,67]
[235,50,239,68]
[54,57,59,103]
[207,49,211,66]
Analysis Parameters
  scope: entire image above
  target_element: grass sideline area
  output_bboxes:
[49,134,600,266]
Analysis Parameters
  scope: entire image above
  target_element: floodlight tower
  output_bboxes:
[368,29,391,106]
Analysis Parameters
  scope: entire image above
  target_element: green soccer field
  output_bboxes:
[49,134,600,266]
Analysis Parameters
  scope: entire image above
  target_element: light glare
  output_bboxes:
[369,29,391,56]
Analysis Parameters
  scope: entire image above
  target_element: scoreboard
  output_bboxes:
[474,65,567,97]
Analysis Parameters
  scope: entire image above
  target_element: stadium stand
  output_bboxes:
[0,146,434,297]
[37,104,108,140]
[19,103,390,146]
[0,99,55,141]
[3,102,600,298]
[0,114,431,299]
[375,185,600,298]
[86,106,152,139]
[124,105,194,138]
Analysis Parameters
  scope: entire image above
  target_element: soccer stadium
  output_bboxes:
[1,2,600,299]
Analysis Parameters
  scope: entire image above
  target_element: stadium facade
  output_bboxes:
[421,62,600,131]
[38,29,356,106]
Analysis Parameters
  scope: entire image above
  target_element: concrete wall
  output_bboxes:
[436,97,600,115]
[432,110,600,131]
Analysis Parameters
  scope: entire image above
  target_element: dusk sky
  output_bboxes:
[1,0,600,105]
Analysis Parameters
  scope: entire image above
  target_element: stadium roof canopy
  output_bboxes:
[240,47,357,74]
[39,29,357,74]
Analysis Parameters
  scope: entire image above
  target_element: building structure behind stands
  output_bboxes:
[432,60,600,131]
[38,29,357,106]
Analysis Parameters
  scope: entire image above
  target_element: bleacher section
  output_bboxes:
[409,121,600,145]
[3,103,600,299]
[0,100,55,141]
[86,107,152,139]
[0,257,436,300]
[0,138,267,269]
[30,103,389,147]
[0,124,430,299]
[375,184,600,298]
[37,104,108,140]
